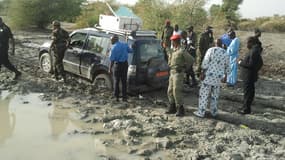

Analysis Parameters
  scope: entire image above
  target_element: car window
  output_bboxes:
[127,40,135,64]
[101,37,111,56]
[138,40,164,62]
[70,32,86,48]
[86,35,104,54]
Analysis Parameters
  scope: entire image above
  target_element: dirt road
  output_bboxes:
[0,29,284,160]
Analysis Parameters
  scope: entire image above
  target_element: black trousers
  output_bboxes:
[113,61,128,99]
[185,65,197,84]
[53,47,66,79]
[0,48,19,74]
[242,80,255,113]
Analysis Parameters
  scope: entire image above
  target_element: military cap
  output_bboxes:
[165,19,171,25]
[254,28,261,34]
[206,26,213,30]
[186,25,193,30]
[170,34,181,40]
[52,20,61,26]
[186,26,194,31]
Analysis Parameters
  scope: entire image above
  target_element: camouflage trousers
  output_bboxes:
[167,70,184,106]
[53,47,66,79]
[197,52,206,76]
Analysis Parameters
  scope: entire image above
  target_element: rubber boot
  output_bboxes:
[62,74,67,83]
[191,75,197,87]
[13,71,22,80]
[176,105,185,117]
[165,103,177,114]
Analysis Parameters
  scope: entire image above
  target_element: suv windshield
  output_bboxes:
[137,40,164,62]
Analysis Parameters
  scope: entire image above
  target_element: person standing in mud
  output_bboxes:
[253,28,263,54]
[165,34,194,117]
[109,35,133,102]
[0,17,22,80]
[238,37,263,115]
[185,25,198,87]
[197,26,214,77]
[161,20,174,61]
[50,20,70,82]
[193,39,230,118]
[226,31,240,87]
[220,28,233,49]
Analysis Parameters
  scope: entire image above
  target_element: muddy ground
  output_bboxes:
[0,29,285,160]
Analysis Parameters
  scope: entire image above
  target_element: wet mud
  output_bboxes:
[0,29,284,160]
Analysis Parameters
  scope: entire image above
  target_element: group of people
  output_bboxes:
[0,18,70,83]
[1,16,264,118]
[161,20,263,117]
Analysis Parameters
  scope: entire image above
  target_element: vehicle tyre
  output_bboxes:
[40,52,53,73]
[93,73,113,90]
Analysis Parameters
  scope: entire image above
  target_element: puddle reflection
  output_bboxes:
[0,91,172,160]
[0,91,96,160]
[0,92,15,144]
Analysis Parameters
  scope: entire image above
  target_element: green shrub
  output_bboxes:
[261,20,285,32]
[238,16,285,33]
[7,0,84,29]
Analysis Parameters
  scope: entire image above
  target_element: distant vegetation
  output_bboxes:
[76,0,242,34]
[0,0,284,33]
[1,0,84,29]
[239,15,285,32]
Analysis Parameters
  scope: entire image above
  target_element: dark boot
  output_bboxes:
[13,71,22,80]
[165,103,177,114]
[176,105,185,117]
[62,74,67,83]
[191,78,197,87]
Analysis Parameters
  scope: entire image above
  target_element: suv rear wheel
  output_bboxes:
[93,73,113,90]
[40,52,53,73]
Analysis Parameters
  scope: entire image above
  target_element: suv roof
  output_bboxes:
[73,27,157,40]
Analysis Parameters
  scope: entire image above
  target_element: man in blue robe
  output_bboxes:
[220,28,234,49]
[221,33,232,49]
[226,31,240,86]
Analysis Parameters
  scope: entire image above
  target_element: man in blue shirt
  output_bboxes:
[109,35,132,102]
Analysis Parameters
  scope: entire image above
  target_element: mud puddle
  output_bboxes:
[0,91,171,160]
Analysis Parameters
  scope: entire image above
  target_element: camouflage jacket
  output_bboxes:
[51,28,69,48]
[161,26,174,48]
[199,32,213,55]
[168,47,194,73]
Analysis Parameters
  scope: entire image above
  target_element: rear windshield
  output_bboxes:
[137,40,164,62]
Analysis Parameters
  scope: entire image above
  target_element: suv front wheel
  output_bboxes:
[93,73,113,90]
[40,52,53,73]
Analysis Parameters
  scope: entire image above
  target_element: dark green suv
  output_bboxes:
[39,27,169,92]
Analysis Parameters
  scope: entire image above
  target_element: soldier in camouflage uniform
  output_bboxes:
[161,20,174,61]
[166,34,194,117]
[197,26,214,76]
[50,20,70,82]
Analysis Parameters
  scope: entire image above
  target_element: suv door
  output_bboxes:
[63,32,87,75]
[135,39,169,87]
[80,34,111,79]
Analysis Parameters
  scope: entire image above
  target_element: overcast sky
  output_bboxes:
[116,0,285,19]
